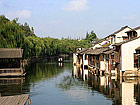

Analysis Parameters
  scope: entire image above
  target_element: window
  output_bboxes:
[111,38,113,44]
[85,55,87,60]
[123,36,128,40]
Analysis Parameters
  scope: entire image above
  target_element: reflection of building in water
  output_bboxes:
[90,74,140,105]
[73,64,140,105]
[74,66,140,105]
[58,62,63,67]
[80,67,83,79]
[122,82,136,105]
[73,66,88,81]
[100,76,106,86]
[83,70,88,81]
[0,78,24,96]
[0,78,24,85]
[73,66,79,78]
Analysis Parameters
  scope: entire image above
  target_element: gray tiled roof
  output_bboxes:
[111,26,131,35]
[103,49,114,54]
[136,46,140,50]
[81,47,109,55]
[126,26,140,33]
[0,48,23,59]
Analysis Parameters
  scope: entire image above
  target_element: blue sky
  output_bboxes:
[1,0,140,39]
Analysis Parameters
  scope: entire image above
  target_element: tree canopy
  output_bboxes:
[85,30,98,42]
[0,15,97,58]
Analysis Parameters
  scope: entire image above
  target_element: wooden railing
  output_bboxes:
[0,68,25,76]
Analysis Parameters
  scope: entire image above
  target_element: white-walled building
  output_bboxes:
[73,25,140,76]
[113,26,131,43]
[114,36,140,76]
[92,26,132,49]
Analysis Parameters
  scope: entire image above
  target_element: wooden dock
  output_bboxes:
[0,94,31,105]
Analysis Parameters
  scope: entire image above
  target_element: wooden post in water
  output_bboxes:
[28,97,31,105]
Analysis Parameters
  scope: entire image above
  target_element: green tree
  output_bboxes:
[0,15,93,58]
[21,22,36,37]
[85,30,98,42]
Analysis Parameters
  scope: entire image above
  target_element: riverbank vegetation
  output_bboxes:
[0,15,98,58]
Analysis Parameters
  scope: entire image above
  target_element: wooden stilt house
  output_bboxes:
[0,48,25,77]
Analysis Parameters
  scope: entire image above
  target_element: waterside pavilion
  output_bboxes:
[0,48,25,77]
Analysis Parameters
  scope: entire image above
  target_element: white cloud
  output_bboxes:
[6,10,31,20]
[64,0,88,11]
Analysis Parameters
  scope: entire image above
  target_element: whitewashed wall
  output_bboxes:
[121,38,140,71]
[100,61,106,71]
[115,27,131,43]
[136,29,140,37]
[92,40,110,49]
[92,44,102,49]
[83,54,88,65]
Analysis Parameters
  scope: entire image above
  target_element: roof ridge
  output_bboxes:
[112,25,131,35]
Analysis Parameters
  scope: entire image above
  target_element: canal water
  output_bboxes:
[0,57,140,105]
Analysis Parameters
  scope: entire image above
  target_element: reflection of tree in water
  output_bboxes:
[25,62,71,83]
[23,59,73,93]
[58,76,74,90]
[0,78,25,96]
[57,75,89,91]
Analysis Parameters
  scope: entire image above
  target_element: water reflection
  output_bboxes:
[58,62,63,67]
[0,77,24,96]
[73,65,140,105]
[73,66,88,81]
[25,62,64,82]
[0,58,72,97]
[1,58,140,105]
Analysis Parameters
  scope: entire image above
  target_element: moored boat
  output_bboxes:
[58,57,63,62]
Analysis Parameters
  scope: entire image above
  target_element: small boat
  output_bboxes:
[58,57,63,62]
